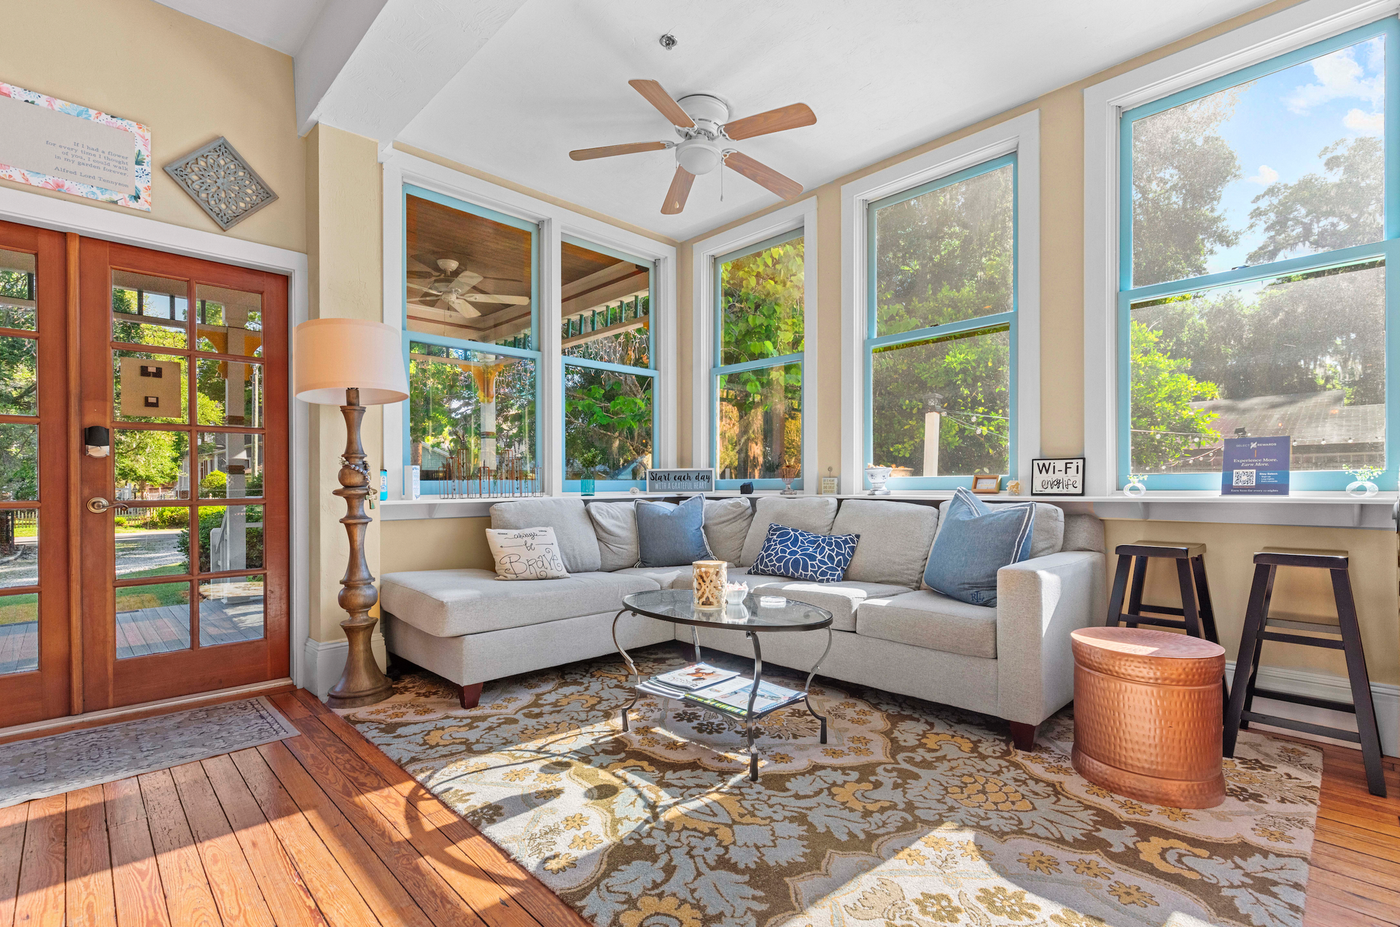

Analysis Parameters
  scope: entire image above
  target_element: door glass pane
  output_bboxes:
[564,365,653,481]
[0,509,38,590]
[113,351,187,424]
[115,582,191,658]
[198,433,264,498]
[0,423,38,501]
[0,594,38,675]
[197,357,262,427]
[1129,261,1384,474]
[114,429,190,501]
[408,343,537,481]
[0,335,37,415]
[197,505,263,572]
[195,284,262,358]
[112,271,189,348]
[717,362,802,481]
[561,241,651,367]
[871,325,1011,477]
[0,248,37,331]
[719,236,804,364]
[405,193,534,349]
[115,507,188,578]
[199,575,264,646]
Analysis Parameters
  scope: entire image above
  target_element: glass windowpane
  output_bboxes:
[0,594,38,675]
[719,237,804,365]
[0,335,37,415]
[408,343,536,482]
[561,241,651,367]
[197,357,263,427]
[197,504,264,573]
[112,271,188,348]
[0,423,38,502]
[717,362,801,481]
[198,574,264,646]
[114,428,190,501]
[564,366,653,481]
[115,507,189,578]
[115,582,191,658]
[0,248,36,331]
[0,509,37,590]
[195,284,262,357]
[198,433,264,498]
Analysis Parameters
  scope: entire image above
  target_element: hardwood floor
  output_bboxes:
[0,688,1395,926]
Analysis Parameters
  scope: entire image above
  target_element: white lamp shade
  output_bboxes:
[294,318,409,405]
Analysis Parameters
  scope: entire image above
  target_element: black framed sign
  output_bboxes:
[645,468,715,494]
[1030,458,1085,496]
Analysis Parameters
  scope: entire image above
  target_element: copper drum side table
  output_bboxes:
[1071,627,1227,809]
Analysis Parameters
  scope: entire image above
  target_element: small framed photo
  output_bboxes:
[820,476,839,495]
[971,474,1002,495]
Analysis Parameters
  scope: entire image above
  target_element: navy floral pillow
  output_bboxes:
[749,524,859,583]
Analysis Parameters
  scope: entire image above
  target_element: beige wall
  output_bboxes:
[673,0,1400,686]
[382,517,494,574]
[0,0,305,253]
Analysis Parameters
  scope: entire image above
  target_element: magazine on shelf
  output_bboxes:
[637,679,686,699]
[653,662,741,691]
[685,675,803,715]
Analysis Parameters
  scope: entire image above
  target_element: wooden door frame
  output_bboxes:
[0,186,311,697]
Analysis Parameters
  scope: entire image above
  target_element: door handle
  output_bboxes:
[87,497,130,515]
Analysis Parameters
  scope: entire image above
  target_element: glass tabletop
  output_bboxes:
[622,589,833,631]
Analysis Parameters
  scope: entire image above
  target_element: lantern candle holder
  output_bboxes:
[692,560,728,609]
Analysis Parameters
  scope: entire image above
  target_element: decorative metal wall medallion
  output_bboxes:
[164,137,277,230]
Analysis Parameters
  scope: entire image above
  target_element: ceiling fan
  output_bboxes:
[407,255,530,320]
[570,80,815,215]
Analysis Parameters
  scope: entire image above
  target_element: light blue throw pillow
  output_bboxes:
[636,495,714,567]
[922,487,1035,606]
[749,524,860,583]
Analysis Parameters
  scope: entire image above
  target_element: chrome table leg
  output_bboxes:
[745,630,763,781]
[803,627,833,745]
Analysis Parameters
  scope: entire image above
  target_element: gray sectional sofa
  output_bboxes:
[379,495,1107,746]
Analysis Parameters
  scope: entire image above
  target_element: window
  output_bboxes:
[402,187,540,492]
[561,237,655,489]
[1119,19,1397,490]
[713,231,804,488]
[865,155,1017,487]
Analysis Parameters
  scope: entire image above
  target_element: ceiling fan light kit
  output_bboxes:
[569,79,816,214]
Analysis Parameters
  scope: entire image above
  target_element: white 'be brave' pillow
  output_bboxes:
[485,527,570,580]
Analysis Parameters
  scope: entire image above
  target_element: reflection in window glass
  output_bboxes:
[0,248,37,331]
[198,433,264,498]
[114,428,190,500]
[408,343,536,482]
[0,335,37,416]
[114,582,191,658]
[115,506,188,577]
[112,270,188,348]
[0,509,37,590]
[719,236,804,365]
[195,284,262,357]
[717,362,801,481]
[199,574,264,646]
[564,367,652,481]
[196,357,262,427]
[871,326,1011,477]
[197,505,264,573]
[0,594,38,675]
[561,240,651,366]
[0,423,38,502]
[1130,262,1385,475]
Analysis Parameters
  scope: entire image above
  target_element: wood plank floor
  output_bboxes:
[0,688,1395,926]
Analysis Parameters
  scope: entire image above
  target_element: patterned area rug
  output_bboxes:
[0,696,299,808]
[344,645,1321,927]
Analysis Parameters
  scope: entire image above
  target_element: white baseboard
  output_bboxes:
[302,634,387,701]
[1226,660,1399,757]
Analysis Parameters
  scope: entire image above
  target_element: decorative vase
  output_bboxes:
[865,465,892,496]
[1123,478,1147,497]
[1346,480,1379,497]
[580,476,595,496]
[692,560,728,609]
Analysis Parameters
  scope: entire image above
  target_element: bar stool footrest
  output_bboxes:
[1249,687,1357,715]
[1240,711,1362,743]
[1119,613,1190,630]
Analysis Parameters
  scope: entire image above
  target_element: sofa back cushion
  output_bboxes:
[1062,513,1105,552]
[923,487,1034,606]
[703,498,753,565]
[934,499,1064,559]
[491,497,601,573]
[739,496,838,566]
[636,495,714,567]
[833,499,939,588]
[586,501,640,571]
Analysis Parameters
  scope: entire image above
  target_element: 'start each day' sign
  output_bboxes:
[1031,457,1086,496]
[645,468,715,494]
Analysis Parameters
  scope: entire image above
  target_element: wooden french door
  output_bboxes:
[0,220,289,726]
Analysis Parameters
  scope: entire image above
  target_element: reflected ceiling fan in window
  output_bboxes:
[569,80,815,214]
[407,254,530,319]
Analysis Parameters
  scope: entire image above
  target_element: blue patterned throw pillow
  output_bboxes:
[749,524,859,583]
[922,487,1035,606]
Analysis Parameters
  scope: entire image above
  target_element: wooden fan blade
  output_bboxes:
[724,151,803,200]
[570,142,667,161]
[462,293,531,305]
[724,103,816,141]
[661,166,695,215]
[629,79,694,128]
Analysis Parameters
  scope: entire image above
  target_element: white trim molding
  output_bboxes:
[690,197,819,488]
[0,184,313,692]
[303,633,386,701]
[378,146,679,497]
[1082,0,1400,496]
[840,110,1041,494]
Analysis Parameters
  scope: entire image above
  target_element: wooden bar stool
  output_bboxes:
[1107,541,1221,644]
[1223,548,1386,797]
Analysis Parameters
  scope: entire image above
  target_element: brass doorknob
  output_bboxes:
[87,497,130,515]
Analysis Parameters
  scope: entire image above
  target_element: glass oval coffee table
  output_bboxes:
[612,588,834,781]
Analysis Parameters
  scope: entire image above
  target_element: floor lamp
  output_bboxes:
[294,318,408,708]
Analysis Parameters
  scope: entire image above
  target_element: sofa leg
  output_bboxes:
[460,683,483,709]
[1009,721,1038,751]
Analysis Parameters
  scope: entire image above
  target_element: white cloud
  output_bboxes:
[1285,47,1384,114]
[1343,107,1384,135]
[1246,164,1279,185]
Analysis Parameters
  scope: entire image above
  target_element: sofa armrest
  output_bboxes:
[995,550,1106,726]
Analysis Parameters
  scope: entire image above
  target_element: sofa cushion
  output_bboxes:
[749,524,859,583]
[587,501,640,571]
[380,568,658,638]
[703,498,753,565]
[924,488,1034,606]
[934,499,1063,560]
[613,565,688,590]
[833,499,938,588]
[739,496,838,566]
[491,498,602,573]
[636,495,714,566]
[745,573,907,633]
[856,590,998,659]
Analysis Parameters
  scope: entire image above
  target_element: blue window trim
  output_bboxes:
[1117,18,1400,492]
[559,235,657,491]
[401,184,542,497]
[862,152,1019,491]
[711,228,807,490]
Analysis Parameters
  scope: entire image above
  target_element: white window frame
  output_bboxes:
[841,111,1041,494]
[691,197,818,490]
[1082,0,1400,496]
[380,146,677,507]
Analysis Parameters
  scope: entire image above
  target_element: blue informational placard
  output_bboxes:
[1221,436,1290,495]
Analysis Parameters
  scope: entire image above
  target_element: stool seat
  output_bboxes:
[1117,540,1206,559]
[1254,547,1348,568]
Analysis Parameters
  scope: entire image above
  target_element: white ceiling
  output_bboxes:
[154,0,328,55]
